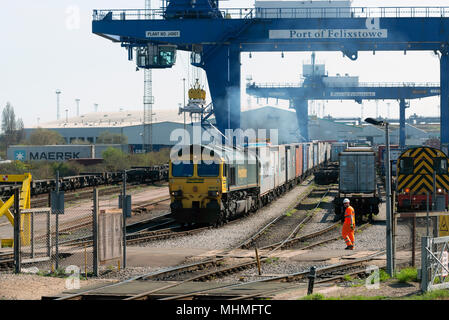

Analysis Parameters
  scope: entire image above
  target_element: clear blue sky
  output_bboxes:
[1,0,447,127]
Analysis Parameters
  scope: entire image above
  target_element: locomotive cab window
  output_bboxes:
[400,158,414,174]
[434,158,448,174]
[197,162,219,177]
[171,161,194,177]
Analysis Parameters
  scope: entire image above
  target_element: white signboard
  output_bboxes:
[146,30,180,38]
[269,29,387,39]
[330,92,376,97]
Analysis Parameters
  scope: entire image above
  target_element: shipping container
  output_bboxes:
[381,149,403,176]
[8,145,95,162]
[7,144,125,162]
[377,145,399,165]
[278,145,287,186]
[339,148,376,193]
[272,146,280,188]
[286,145,296,181]
[308,143,314,170]
[331,142,348,162]
[254,146,275,196]
[295,144,303,178]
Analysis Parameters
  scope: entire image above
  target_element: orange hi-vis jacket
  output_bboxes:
[344,206,355,226]
[342,205,355,247]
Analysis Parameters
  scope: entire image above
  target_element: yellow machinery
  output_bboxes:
[0,173,32,247]
[188,79,206,101]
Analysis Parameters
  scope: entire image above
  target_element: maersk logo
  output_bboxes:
[14,150,26,161]
[29,152,80,161]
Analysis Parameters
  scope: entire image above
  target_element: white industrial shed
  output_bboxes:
[25,106,432,151]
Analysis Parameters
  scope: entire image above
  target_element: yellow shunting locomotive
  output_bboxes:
[396,146,449,211]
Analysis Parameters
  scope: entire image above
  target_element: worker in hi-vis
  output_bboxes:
[342,198,355,250]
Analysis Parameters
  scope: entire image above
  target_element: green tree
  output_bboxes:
[1,102,25,148]
[102,147,128,171]
[28,128,66,145]
[97,131,128,144]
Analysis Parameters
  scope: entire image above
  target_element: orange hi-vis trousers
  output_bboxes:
[342,206,355,247]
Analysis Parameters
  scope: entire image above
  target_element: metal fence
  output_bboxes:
[20,208,52,267]
[396,213,439,268]
[11,186,125,282]
[421,235,449,292]
[93,7,449,21]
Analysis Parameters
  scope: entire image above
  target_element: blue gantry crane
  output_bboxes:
[246,52,440,146]
[92,1,449,149]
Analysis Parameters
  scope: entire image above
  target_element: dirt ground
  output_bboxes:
[0,272,115,300]
[0,270,426,300]
[271,278,422,300]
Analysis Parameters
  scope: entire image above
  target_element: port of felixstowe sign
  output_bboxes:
[269,28,387,39]
[269,17,387,40]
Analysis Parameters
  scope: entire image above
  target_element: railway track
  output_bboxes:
[55,178,356,300]
[240,186,331,250]
[53,249,386,300]
[31,195,171,244]
[30,182,168,208]
[54,176,318,248]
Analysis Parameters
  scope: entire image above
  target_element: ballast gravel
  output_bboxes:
[138,183,314,251]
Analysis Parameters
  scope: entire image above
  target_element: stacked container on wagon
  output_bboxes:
[286,144,297,186]
[169,141,333,226]
[295,144,303,180]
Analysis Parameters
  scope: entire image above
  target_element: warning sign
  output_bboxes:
[439,216,449,237]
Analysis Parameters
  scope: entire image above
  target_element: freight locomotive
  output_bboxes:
[396,146,449,211]
[169,141,331,225]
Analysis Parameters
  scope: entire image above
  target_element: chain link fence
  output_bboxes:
[11,188,124,283]
[396,213,440,268]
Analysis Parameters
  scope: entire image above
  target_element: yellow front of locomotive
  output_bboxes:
[169,146,227,224]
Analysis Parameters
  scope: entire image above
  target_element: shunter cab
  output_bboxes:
[396,146,449,211]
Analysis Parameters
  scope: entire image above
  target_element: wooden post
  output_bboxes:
[255,248,262,276]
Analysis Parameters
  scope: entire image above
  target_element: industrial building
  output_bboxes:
[22,106,436,154]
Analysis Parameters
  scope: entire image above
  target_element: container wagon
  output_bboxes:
[333,147,380,223]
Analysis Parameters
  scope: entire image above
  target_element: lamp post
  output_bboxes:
[365,117,394,276]
[139,132,144,153]
[56,90,61,120]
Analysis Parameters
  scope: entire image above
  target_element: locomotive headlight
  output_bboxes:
[208,190,219,197]
[438,188,443,193]
[171,190,183,197]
